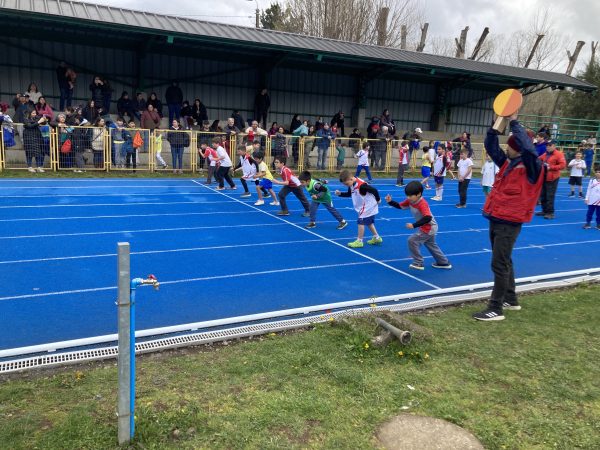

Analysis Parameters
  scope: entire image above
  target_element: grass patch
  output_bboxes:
[1,285,599,449]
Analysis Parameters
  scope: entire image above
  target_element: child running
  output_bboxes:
[198,142,217,185]
[481,153,499,197]
[385,181,452,271]
[335,169,382,248]
[431,145,448,201]
[456,149,473,208]
[210,136,236,190]
[583,166,600,229]
[354,141,373,181]
[251,152,279,206]
[568,151,586,198]
[298,171,348,230]
[233,145,258,198]
[272,158,311,216]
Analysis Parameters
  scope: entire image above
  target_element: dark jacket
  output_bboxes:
[167,128,190,147]
[165,85,183,104]
[192,103,208,123]
[254,92,270,113]
[231,112,245,130]
[22,117,44,153]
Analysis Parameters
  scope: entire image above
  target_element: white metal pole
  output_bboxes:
[117,242,131,445]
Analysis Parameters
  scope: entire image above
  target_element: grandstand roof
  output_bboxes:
[0,0,595,92]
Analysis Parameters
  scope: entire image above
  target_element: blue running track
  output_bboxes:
[0,177,597,354]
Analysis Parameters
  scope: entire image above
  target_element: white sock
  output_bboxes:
[438,186,444,199]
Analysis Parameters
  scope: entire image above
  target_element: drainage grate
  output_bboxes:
[2,273,598,374]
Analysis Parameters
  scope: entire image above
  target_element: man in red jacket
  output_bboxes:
[536,141,566,219]
[474,113,544,321]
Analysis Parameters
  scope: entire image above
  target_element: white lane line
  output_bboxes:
[2,239,598,301]
[0,210,262,223]
[191,180,441,289]
[0,192,223,198]
[0,218,587,241]
[0,207,586,224]
[0,200,238,209]
[0,222,287,240]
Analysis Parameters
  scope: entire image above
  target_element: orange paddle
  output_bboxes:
[492,88,523,133]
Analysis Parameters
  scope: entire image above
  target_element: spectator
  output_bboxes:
[56,61,75,111]
[374,125,391,170]
[291,119,309,166]
[290,114,301,133]
[165,81,183,123]
[89,76,108,114]
[230,109,245,131]
[534,132,548,156]
[181,100,193,129]
[91,117,106,168]
[349,128,362,152]
[268,122,279,136]
[147,92,163,117]
[380,109,396,136]
[406,127,422,162]
[35,96,54,121]
[583,143,595,177]
[140,104,161,131]
[253,88,270,129]
[536,141,566,219]
[101,78,113,113]
[330,110,345,137]
[316,123,335,170]
[223,117,239,136]
[271,126,287,169]
[133,93,146,122]
[53,112,73,168]
[315,116,324,131]
[22,110,47,172]
[117,92,136,123]
[15,94,34,123]
[191,98,208,125]
[72,117,92,173]
[209,120,222,133]
[167,119,189,174]
[453,131,473,158]
[82,100,100,123]
[26,83,42,104]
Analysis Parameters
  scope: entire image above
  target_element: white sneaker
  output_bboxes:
[431,196,442,201]
[36,167,45,173]
[254,200,264,205]
[74,169,83,173]
[270,201,280,206]
[27,167,36,173]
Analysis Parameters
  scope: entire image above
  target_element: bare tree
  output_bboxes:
[284,0,424,48]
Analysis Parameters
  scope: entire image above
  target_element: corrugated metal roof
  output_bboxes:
[0,0,595,91]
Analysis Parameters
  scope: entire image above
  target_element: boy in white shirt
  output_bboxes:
[335,169,382,248]
[210,136,236,191]
[568,152,586,198]
[233,145,258,198]
[354,142,373,181]
[583,166,600,229]
[431,145,448,201]
[481,153,499,197]
[455,149,473,208]
[395,140,409,186]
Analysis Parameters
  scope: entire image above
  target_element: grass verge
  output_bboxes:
[1,285,599,449]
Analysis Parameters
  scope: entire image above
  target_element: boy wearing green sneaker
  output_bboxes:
[334,169,382,248]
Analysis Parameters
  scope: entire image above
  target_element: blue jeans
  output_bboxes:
[317,147,328,169]
[168,103,181,123]
[171,146,184,169]
[355,165,372,180]
[585,157,593,176]
[586,205,600,225]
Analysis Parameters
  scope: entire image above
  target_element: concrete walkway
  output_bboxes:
[376,414,484,450]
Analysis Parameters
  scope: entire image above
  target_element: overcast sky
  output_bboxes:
[85,0,598,72]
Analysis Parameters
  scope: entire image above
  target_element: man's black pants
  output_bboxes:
[540,179,559,214]
[489,221,522,311]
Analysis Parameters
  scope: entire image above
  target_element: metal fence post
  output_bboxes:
[117,242,132,445]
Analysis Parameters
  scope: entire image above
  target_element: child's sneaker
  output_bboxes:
[409,263,424,270]
[240,192,251,198]
[432,263,452,269]
[455,204,466,208]
[302,211,311,217]
[263,193,271,198]
[270,201,280,206]
[276,210,290,216]
[254,200,264,206]
[568,192,574,197]
[583,223,591,229]
[36,167,45,173]
[216,187,226,191]
[472,308,505,321]
[579,193,585,198]
[347,240,364,248]
[27,167,36,173]
[305,222,316,229]
[367,236,383,245]
[337,220,348,230]
[502,302,521,311]
[431,196,441,201]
